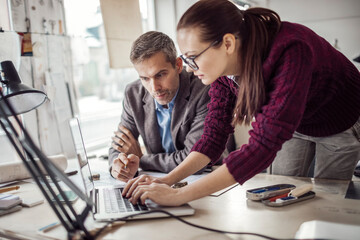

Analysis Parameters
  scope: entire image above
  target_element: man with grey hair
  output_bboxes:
[108,31,212,182]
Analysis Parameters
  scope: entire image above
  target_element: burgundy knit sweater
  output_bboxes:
[191,22,360,185]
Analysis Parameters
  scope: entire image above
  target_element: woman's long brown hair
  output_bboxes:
[177,0,281,126]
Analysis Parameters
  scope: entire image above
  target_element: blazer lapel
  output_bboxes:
[143,91,163,153]
[171,71,190,146]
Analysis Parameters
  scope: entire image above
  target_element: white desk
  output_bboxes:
[0,171,359,240]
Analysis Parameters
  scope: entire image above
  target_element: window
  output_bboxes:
[0,0,155,164]
[63,0,154,152]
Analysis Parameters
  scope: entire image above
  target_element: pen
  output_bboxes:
[0,185,20,194]
[38,222,60,233]
[124,159,128,169]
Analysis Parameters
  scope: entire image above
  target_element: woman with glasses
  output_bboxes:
[122,0,360,206]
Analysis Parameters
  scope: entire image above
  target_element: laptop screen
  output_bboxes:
[69,118,94,196]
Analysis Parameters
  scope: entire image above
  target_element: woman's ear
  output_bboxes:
[223,33,237,54]
[176,57,183,73]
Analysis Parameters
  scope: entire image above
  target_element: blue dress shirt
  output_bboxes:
[154,91,178,153]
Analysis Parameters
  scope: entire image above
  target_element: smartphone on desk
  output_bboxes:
[50,190,78,203]
[40,178,79,203]
[56,190,78,203]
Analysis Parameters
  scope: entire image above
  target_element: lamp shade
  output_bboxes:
[0,60,47,115]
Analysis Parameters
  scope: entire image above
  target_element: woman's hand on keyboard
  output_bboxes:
[129,182,184,206]
[122,174,164,198]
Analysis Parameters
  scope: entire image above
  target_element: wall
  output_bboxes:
[0,0,10,30]
[0,0,76,159]
[153,0,197,42]
[259,0,360,65]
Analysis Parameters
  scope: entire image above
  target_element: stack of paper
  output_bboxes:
[0,194,22,216]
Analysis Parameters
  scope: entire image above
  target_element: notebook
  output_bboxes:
[69,118,195,221]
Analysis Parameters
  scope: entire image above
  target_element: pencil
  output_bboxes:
[0,185,20,194]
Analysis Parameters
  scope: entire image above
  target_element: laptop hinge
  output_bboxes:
[92,189,99,214]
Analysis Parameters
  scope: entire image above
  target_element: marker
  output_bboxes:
[252,186,281,193]
[268,192,289,202]
[0,186,20,194]
[275,196,296,203]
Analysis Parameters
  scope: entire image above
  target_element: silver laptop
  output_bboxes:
[69,117,195,221]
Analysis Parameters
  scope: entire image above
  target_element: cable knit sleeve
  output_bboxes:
[224,40,313,185]
[194,22,360,185]
[191,76,236,164]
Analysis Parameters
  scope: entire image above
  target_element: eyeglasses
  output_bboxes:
[180,40,219,71]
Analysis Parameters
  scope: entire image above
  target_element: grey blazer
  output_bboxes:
[109,69,211,173]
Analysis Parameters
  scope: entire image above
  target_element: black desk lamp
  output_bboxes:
[0,61,95,239]
[0,60,47,115]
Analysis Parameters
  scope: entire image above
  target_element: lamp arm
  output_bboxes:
[0,90,94,239]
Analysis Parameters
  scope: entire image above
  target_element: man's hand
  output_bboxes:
[111,153,140,182]
[111,125,143,157]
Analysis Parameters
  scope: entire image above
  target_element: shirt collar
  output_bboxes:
[154,89,179,111]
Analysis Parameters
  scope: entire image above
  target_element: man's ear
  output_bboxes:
[223,33,237,54]
[176,57,183,73]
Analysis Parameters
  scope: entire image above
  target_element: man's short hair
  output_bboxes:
[130,31,177,67]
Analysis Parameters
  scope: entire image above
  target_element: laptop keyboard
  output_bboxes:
[103,187,149,213]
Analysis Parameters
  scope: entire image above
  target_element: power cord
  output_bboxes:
[92,209,328,240]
